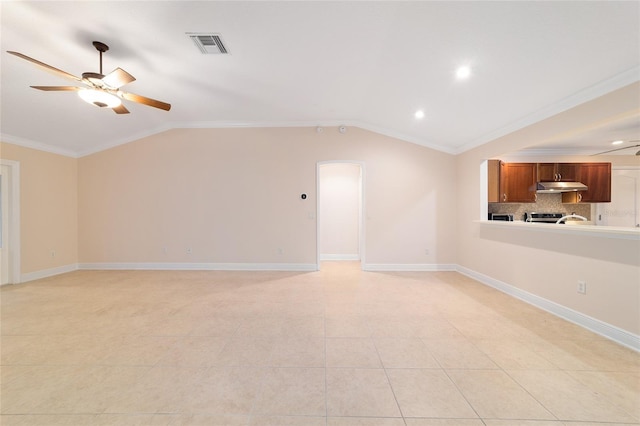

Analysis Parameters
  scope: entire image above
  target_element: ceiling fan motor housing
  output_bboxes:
[92,41,109,53]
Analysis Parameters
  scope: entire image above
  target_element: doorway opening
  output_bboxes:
[595,167,640,227]
[317,161,365,270]
[0,160,21,285]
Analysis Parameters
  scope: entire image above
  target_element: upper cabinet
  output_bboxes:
[562,162,611,203]
[537,163,578,182]
[488,160,537,203]
[489,160,611,204]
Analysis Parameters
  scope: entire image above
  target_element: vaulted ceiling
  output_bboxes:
[1,1,639,157]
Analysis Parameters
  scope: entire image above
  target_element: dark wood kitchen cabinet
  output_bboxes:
[562,162,611,203]
[537,163,577,182]
[488,160,537,203]
[501,162,537,202]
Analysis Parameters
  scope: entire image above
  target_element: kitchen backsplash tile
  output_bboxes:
[488,193,591,221]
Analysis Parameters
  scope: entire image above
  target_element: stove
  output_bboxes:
[524,212,564,223]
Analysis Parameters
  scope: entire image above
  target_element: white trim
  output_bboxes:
[79,120,456,158]
[1,133,78,158]
[78,262,317,272]
[363,263,457,272]
[320,254,360,261]
[350,121,454,154]
[0,160,21,284]
[3,64,639,160]
[20,263,78,284]
[75,123,175,157]
[455,66,640,155]
[456,265,640,352]
[5,121,453,159]
[509,148,604,157]
[15,259,638,350]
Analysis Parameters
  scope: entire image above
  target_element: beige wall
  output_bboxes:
[0,142,78,276]
[456,82,640,334]
[2,83,638,338]
[78,127,457,267]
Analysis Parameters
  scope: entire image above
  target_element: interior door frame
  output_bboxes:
[316,160,366,271]
[0,159,21,284]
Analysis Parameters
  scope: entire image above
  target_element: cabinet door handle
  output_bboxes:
[558,173,562,181]
[578,193,582,202]
[534,193,537,202]
[503,193,507,202]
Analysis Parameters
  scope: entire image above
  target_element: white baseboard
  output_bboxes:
[456,265,640,352]
[320,254,360,261]
[363,263,457,272]
[20,263,78,283]
[78,262,318,272]
[15,261,637,351]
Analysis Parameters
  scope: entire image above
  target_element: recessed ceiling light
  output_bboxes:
[612,140,624,145]
[456,66,471,80]
[415,110,425,119]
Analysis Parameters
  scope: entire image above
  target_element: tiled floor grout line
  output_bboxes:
[323,311,329,426]
[370,336,409,426]
[499,367,562,423]
[2,264,639,425]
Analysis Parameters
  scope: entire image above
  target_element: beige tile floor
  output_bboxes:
[1,261,638,426]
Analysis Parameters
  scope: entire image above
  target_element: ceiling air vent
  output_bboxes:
[187,33,229,54]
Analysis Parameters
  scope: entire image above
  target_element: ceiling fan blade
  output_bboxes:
[121,91,171,111]
[112,104,130,114]
[102,67,136,89]
[592,143,640,155]
[7,51,82,82]
[31,86,80,91]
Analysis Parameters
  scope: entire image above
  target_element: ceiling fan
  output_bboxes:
[7,41,171,114]
[593,140,640,156]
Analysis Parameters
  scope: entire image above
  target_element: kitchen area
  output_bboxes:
[487,159,640,229]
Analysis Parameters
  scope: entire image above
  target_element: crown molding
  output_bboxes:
[4,65,639,159]
[1,133,78,158]
[454,66,640,155]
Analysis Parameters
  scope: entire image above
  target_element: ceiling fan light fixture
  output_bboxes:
[78,89,121,108]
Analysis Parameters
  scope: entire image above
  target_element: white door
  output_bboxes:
[1,165,10,284]
[596,168,640,227]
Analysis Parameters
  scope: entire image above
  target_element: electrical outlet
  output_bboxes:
[277,248,284,255]
[425,249,430,255]
[50,250,56,258]
[577,280,587,294]
[186,248,192,255]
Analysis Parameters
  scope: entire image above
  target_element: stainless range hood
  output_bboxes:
[535,181,588,193]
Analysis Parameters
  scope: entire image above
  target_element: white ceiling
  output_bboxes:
[1,1,639,157]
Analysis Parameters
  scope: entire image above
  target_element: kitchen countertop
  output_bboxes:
[477,220,640,240]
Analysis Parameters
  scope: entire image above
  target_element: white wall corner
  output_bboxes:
[456,265,640,352]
